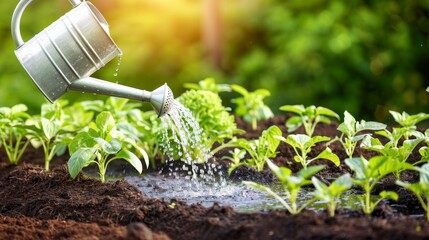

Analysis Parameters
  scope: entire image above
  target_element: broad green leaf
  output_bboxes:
[94,138,121,154]
[297,165,324,179]
[315,107,340,119]
[96,112,116,135]
[361,121,386,131]
[116,149,143,174]
[379,190,398,201]
[316,148,340,166]
[345,157,366,179]
[41,118,59,140]
[330,174,353,195]
[231,84,249,96]
[265,126,282,152]
[279,105,305,115]
[285,116,302,132]
[68,147,96,179]
[69,132,96,154]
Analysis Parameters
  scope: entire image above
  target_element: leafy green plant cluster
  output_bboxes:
[178,89,242,151]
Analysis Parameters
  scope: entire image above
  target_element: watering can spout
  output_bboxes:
[69,78,174,117]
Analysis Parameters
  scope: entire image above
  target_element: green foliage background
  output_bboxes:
[1,0,428,121]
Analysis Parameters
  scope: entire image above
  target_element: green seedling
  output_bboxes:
[221,148,247,175]
[0,104,31,164]
[231,84,273,130]
[277,134,339,169]
[389,110,429,140]
[230,125,282,172]
[345,156,412,215]
[244,160,324,214]
[336,111,386,158]
[27,101,67,170]
[311,174,352,217]
[280,105,339,136]
[183,77,231,93]
[68,111,147,183]
[396,163,429,221]
[361,135,424,178]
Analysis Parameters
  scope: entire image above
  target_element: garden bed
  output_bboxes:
[0,115,429,240]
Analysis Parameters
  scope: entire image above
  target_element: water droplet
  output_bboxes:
[113,54,122,77]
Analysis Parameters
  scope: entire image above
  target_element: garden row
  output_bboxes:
[1,78,429,220]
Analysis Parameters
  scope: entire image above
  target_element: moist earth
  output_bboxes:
[0,116,428,240]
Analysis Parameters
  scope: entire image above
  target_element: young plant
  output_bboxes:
[231,84,273,130]
[361,135,424,178]
[221,148,247,175]
[345,156,412,215]
[183,77,231,93]
[0,104,31,164]
[244,159,324,214]
[396,163,429,221]
[68,111,147,183]
[26,101,67,170]
[311,174,352,217]
[230,125,282,172]
[389,110,429,140]
[279,105,339,136]
[277,134,340,169]
[336,111,386,158]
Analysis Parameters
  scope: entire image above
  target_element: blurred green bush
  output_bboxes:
[1,0,428,121]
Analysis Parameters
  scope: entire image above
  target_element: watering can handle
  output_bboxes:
[11,0,82,48]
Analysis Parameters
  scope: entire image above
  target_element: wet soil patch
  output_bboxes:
[0,116,429,239]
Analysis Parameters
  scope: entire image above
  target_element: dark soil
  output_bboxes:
[1,116,429,240]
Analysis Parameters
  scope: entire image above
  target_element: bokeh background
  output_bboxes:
[1,0,429,122]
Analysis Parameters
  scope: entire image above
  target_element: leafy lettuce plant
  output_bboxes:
[244,159,324,214]
[345,156,412,215]
[277,134,339,169]
[68,111,147,183]
[389,110,429,140]
[178,89,242,152]
[279,105,339,136]
[231,84,273,130]
[336,111,386,158]
[311,174,352,217]
[229,125,282,172]
[396,163,429,221]
[0,104,31,164]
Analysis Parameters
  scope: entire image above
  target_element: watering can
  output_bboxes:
[11,0,174,117]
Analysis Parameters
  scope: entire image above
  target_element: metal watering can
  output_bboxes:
[11,0,174,117]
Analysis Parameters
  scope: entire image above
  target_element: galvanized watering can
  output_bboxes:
[11,0,173,117]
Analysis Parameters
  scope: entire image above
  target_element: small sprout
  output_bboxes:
[0,104,32,165]
[336,111,386,158]
[231,84,273,130]
[345,156,411,215]
[389,110,429,140]
[277,134,339,169]
[244,159,324,214]
[280,105,339,136]
[231,125,282,172]
[311,174,352,217]
[222,148,246,175]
